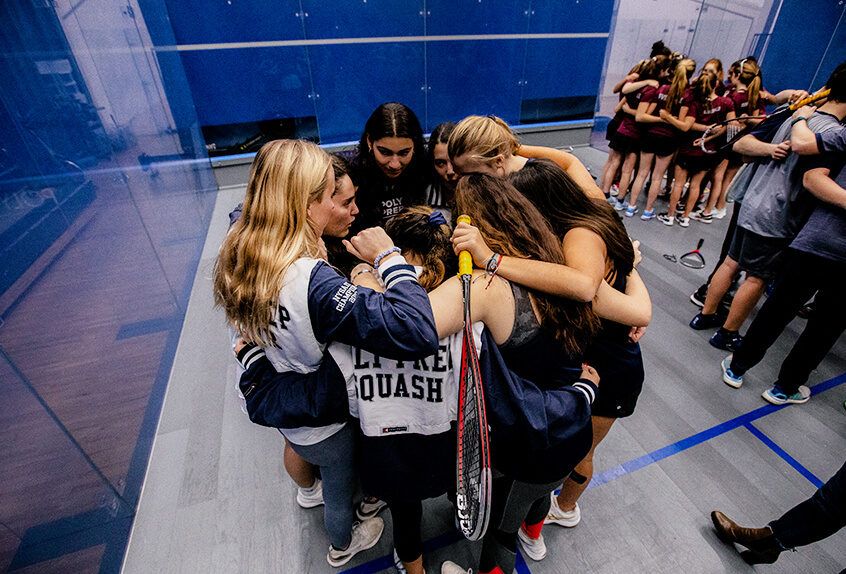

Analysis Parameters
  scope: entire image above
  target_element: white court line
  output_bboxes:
[165,33,610,52]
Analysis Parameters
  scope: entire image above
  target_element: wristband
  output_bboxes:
[484,253,503,290]
[485,253,502,274]
[373,246,401,268]
[351,267,374,281]
[791,116,808,126]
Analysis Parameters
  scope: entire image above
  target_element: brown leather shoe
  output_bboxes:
[711,510,782,564]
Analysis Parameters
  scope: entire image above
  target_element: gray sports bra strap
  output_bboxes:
[500,282,541,350]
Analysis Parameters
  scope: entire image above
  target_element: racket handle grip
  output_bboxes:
[790,88,830,110]
[457,215,473,276]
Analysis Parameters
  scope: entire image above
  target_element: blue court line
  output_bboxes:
[743,423,824,488]
[515,548,532,574]
[339,531,464,574]
[340,371,846,574]
[587,372,846,491]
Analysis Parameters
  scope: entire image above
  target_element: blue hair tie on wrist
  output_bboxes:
[428,211,447,227]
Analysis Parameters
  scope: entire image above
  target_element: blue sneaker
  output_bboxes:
[640,209,656,221]
[615,199,628,211]
[762,385,810,405]
[625,205,639,217]
[690,312,723,330]
[710,328,743,351]
[720,355,743,388]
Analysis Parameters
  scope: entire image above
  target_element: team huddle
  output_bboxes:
[211,45,846,573]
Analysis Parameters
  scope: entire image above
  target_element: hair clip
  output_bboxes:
[428,211,447,227]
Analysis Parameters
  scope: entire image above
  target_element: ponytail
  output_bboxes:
[738,59,762,111]
[385,206,456,292]
[692,69,715,103]
[666,58,695,113]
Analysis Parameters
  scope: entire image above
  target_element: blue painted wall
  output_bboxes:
[157,0,616,150]
[762,0,846,93]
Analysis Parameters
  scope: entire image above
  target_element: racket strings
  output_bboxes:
[726,123,742,141]
[679,251,706,269]
[458,339,483,532]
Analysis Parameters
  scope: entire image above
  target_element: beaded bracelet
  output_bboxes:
[373,246,401,268]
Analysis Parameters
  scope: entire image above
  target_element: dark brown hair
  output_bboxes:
[509,159,634,280]
[455,174,599,356]
[385,206,456,292]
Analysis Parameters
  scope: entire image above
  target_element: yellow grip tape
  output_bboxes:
[457,215,473,276]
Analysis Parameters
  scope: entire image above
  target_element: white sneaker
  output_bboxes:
[441,561,472,574]
[518,526,547,561]
[327,517,385,567]
[356,497,387,520]
[610,183,619,197]
[545,492,580,527]
[296,479,324,509]
[657,213,674,226]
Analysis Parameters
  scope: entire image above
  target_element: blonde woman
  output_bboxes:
[213,139,438,567]
[447,114,604,199]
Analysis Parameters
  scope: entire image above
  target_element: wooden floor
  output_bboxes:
[122,147,846,574]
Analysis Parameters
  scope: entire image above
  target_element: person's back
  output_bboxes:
[738,111,842,239]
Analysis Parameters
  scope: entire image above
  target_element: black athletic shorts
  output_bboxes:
[584,334,644,419]
[677,152,719,174]
[605,116,621,141]
[640,133,677,157]
[727,226,791,281]
[725,150,744,167]
[358,427,454,504]
[609,131,640,155]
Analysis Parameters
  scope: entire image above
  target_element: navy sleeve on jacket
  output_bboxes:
[236,343,349,429]
[307,258,439,359]
[478,330,593,452]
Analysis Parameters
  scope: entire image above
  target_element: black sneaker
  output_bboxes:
[690,312,724,330]
[690,284,708,308]
[709,328,743,351]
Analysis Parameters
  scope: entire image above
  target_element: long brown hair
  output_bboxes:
[509,159,634,279]
[455,175,599,357]
[385,206,456,292]
[213,139,332,344]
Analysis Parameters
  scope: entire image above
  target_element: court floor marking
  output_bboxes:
[340,371,846,574]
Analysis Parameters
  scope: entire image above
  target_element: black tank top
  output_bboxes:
[498,282,582,390]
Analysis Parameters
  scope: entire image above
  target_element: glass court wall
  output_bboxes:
[0,0,217,572]
[2,0,844,572]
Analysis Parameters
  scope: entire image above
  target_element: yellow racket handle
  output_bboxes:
[789,88,830,111]
[457,215,473,277]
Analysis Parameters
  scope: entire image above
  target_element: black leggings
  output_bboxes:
[391,499,424,563]
[479,475,561,573]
